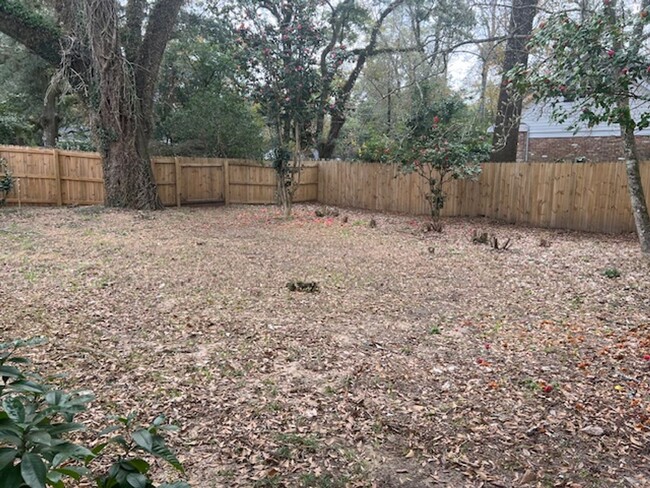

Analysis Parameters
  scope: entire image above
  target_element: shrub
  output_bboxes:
[602,267,621,279]
[393,97,490,221]
[0,338,190,488]
[0,157,14,205]
[356,135,394,163]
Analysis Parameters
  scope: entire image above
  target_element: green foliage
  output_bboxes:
[154,14,264,158]
[0,0,59,34]
[602,267,621,279]
[356,135,393,163]
[55,130,95,153]
[0,33,89,148]
[509,2,650,133]
[0,34,47,146]
[233,0,324,143]
[155,90,265,158]
[270,146,292,172]
[393,96,490,219]
[0,157,13,205]
[0,112,37,146]
[0,338,189,488]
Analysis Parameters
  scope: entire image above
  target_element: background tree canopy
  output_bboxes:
[0,0,498,161]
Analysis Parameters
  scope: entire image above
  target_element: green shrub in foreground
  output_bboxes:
[0,338,190,488]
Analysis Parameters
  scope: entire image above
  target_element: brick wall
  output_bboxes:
[515,133,650,162]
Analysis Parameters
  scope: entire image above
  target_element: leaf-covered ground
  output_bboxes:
[1,204,649,487]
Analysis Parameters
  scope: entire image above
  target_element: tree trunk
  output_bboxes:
[620,120,650,254]
[282,189,292,220]
[478,57,490,122]
[318,129,339,160]
[41,85,59,147]
[316,0,407,159]
[85,0,164,209]
[491,0,537,162]
[0,0,182,210]
[607,1,650,254]
[101,126,161,209]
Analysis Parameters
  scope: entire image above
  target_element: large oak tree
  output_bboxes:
[0,0,184,209]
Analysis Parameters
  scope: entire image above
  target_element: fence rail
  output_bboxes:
[1,145,649,234]
[0,146,318,207]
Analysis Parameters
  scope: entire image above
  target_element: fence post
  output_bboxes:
[174,156,182,207]
[223,159,230,205]
[52,148,63,206]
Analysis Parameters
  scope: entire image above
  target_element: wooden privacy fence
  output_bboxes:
[318,161,650,234]
[2,145,650,234]
[0,146,318,207]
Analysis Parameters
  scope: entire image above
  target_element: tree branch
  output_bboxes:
[320,0,406,155]
[0,0,61,64]
[135,0,184,135]
[124,0,146,62]
[339,0,406,108]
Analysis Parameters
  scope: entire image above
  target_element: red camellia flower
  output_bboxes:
[607,49,615,57]
[433,116,440,124]
[643,354,650,361]
[543,385,554,393]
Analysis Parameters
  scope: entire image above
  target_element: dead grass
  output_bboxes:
[1,203,649,487]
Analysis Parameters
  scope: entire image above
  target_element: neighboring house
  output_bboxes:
[515,100,650,162]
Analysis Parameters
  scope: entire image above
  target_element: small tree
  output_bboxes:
[0,157,14,205]
[509,0,650,254]
[234,1,322,217]
[396,98,490,222]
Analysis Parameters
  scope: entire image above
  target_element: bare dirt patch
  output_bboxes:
[1,204,649,487]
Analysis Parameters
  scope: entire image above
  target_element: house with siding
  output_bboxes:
[515,100,650,162]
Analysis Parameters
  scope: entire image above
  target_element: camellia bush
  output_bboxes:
[395,98,491,222]
[234,1,323,217]
[507,0,650,254]
[0,338,190,488]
